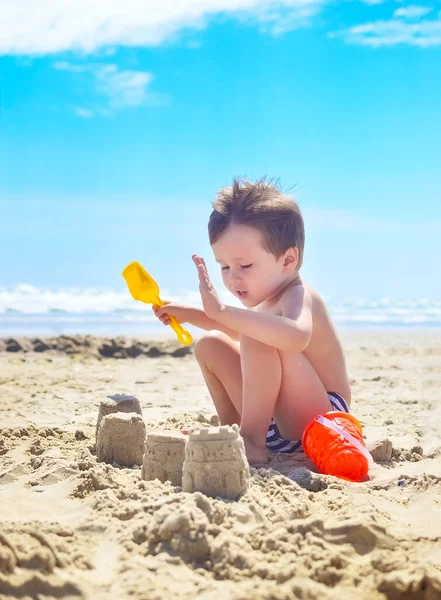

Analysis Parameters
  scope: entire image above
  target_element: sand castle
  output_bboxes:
[95,394,142,442]
[182,424,250,500]
[94,395,249,497]
[96,412,146,467]
[141,430,187,486]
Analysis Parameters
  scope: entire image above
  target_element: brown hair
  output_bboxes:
[208,177,305,269]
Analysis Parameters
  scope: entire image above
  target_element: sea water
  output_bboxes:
[1,284,440,337]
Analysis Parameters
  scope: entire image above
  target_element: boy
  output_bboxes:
[153,178,351,465]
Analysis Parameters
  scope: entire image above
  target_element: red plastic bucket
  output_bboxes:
[302,411,373,482]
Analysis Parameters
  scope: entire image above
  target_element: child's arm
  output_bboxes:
[193,254,311,351]
[215,286,312,352]
[181,306,240,341]
[154,303,240,341]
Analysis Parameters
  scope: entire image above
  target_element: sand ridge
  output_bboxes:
[1,331,441,599]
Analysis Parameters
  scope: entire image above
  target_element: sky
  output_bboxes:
[0,0,440,302]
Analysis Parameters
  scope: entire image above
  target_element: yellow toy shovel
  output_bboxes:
[122,261,192,346]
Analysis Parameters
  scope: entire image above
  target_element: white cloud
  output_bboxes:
[95,64,153,107]
[329,14,441,47]
[73,106,94,118]
[0,0,323,56]
[393,5,432,19]
[54,61,158,115]
[53,60,86,72]
[238,2,320,35]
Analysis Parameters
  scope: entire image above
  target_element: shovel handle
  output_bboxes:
[154,298,193,346]
[168,316,193,346]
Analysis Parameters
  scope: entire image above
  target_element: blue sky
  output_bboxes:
[1,0,440,301]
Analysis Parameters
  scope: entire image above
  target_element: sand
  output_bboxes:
[1,330,441,599]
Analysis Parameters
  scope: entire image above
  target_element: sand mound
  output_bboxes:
[0,335,193,359]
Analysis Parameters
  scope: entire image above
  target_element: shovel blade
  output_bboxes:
[122,261,160,305]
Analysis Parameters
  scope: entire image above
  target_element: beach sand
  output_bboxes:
[1,330,441,599]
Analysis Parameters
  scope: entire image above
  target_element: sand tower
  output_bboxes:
[96,412,146,467]
[182,424,250,500]
[141,430,187,486]
[95,394,142,442]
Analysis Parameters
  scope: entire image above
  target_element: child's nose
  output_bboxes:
[229,269,242,284]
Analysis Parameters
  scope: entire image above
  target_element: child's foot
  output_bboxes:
[242,436,269,466]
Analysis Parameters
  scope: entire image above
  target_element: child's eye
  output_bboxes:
[221,266,230,271]
[241,264,252,269]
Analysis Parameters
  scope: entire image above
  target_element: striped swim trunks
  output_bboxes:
[266,392,350,454]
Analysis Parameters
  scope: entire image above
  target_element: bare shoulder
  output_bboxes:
[279,279,312,318]
[301,281,344,352]
[302,282,334,322]
[258,278,312,318]
[265,281,313,347]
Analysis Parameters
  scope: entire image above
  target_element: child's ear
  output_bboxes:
[282,247,299,270]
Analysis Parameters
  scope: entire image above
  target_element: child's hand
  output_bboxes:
[152,301,189,325]
[192,254,225,319]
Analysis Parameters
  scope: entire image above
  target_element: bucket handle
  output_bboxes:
[315,415,374,468]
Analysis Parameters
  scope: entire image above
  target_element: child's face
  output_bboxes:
[211,223,293,308]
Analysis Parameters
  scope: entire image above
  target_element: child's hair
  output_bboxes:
[208,177,305,269]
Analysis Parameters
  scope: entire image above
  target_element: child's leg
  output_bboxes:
[194,333,282,464]
[194,332,332,464]
[273,350,332,441]
[193,332,242,426]
[239,334,282,463]
[239,338,332,460]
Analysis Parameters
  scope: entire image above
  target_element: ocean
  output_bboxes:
[1,284,440,337]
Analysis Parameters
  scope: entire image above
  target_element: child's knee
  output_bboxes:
[193,331,230,363]
[241,334,279,357]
